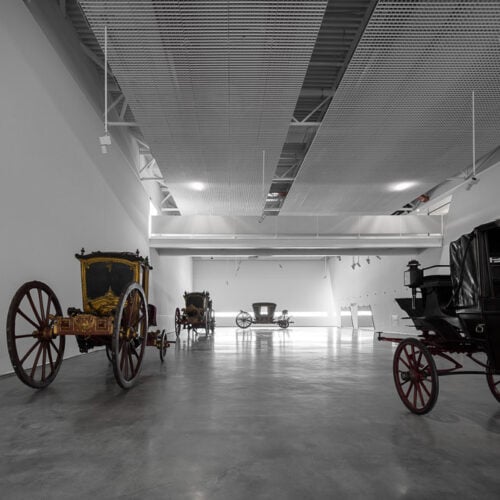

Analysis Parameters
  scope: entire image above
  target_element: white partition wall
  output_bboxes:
[193,259,335,327]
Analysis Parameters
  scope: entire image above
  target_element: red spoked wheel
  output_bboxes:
[6,281,65,388]
[175,307,181,336]
[486,361,500,402]
[111,282,148,389]
[393,338,439,414]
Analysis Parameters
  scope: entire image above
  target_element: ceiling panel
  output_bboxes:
[282,0,500,215]
[78,0,327,215]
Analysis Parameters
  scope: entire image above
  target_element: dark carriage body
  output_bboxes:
[175,291,215,334]
[252,302,277,324]
[397,273,461,340]
[450,220,500,369]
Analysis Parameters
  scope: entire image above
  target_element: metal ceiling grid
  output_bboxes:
[282,0,500,215]
[78,0,327,215]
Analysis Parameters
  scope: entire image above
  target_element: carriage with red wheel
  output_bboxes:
[378,220,500,414]
[6,250,171,389]
[174,291,215,335]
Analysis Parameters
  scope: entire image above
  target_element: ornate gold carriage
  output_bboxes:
[6,250,170,389]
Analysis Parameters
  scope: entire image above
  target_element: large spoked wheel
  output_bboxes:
[393,338,439,415]
[111,282,148,389]
[278,318,290,329]
[175,307,181,336]
[6,281,65,389]
[236,311,252,329]
[159,330,168,362]
[486,361,500,402]
[210,310,215,334]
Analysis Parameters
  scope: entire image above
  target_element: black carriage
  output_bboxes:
[235,302,292,329]
[379,220,500,414]
[6,250,170,390]
[174,291,215,335]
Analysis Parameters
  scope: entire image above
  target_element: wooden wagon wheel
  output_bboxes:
[111,282,148,389]
[278,318,289,329]
[159,330,168,362]
[174,307,181,336]
[6,281,65,389]
[210,310,215,334]
[236,311,252,329]
[393,338,439,414]
[486,362,500,402]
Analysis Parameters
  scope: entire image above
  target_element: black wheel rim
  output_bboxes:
[175,308,181,336]
[159,330,167,362]
[393,338,438,414]
[112,282,148,389]
[236,312,252,329]
[6,281,65,389]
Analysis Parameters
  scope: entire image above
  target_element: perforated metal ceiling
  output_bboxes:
[282,0,500,215]
[78,0,327,215]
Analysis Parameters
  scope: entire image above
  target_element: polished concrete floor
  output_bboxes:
[1,326,500,499]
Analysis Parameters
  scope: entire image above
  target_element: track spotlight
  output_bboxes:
[366,257,371,264]
[376,256,382,260]
[465,176,479,191]
[351,257,356,270]
[99,133,111,154]
[337,256,342,261]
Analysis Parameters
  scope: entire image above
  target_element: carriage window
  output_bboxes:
[86,262,134,299]
[187,295,203,309]
[260,306,268,315]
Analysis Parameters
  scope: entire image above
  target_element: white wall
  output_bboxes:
[149,252,193,332]
[329,255,417,332]
[193,259,335,326]
[0,0,152,375]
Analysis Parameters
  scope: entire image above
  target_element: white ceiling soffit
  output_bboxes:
[282,0,500,215]
[78,0,327,215]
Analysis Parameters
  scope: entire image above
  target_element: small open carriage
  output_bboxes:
[379,220,500,414]
[235,302,292,329]
[174,291,215,335]
[6,250,170,389]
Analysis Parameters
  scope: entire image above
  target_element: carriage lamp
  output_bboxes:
[405,259,423,310]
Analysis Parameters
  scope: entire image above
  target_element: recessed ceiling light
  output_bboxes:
[190,182,205,191]
[390,181,416,192]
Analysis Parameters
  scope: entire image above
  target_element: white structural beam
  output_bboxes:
[150,214,443,253]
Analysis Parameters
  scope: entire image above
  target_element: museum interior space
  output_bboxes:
[2,0,500,498]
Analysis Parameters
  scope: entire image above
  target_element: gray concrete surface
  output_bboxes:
[1,327,500,499]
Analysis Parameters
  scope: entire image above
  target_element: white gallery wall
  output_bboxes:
[149,253,193,332]
[0,1,190,375]
[193,259,335,327]
[330,162,500,333]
